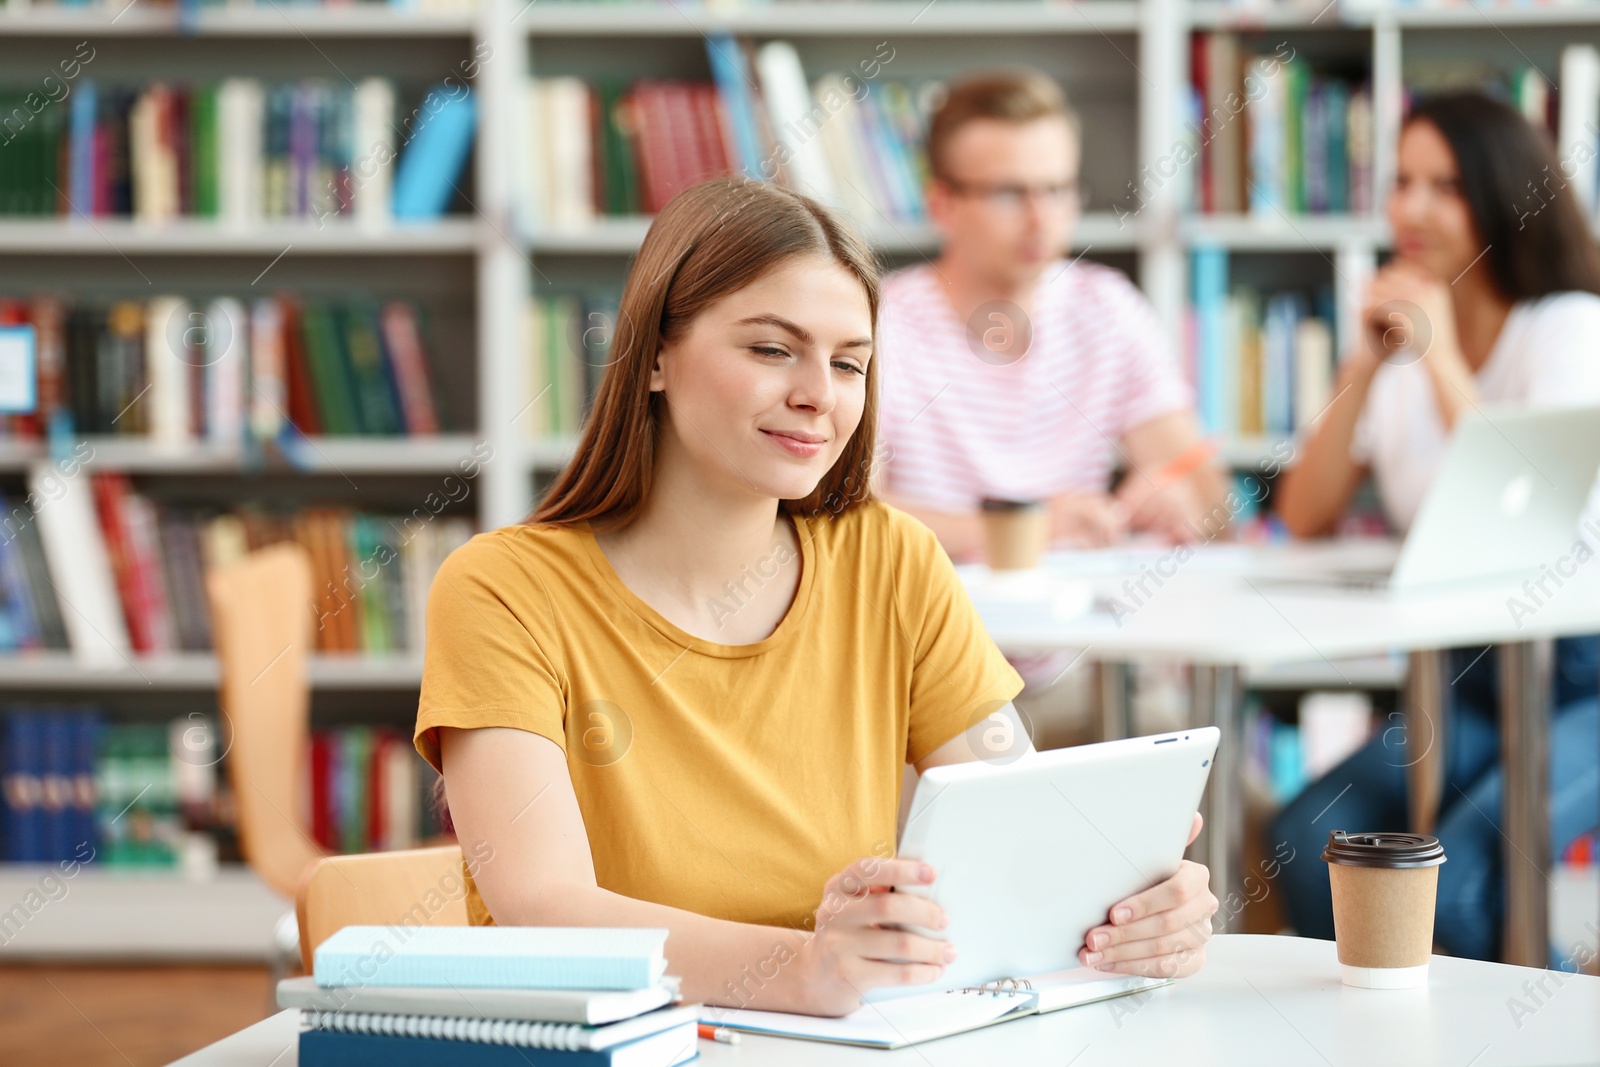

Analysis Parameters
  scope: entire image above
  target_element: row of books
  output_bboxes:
[1188,33,1374,216]
[0,295,445,444]
[0,0,477,10]
[0,77,474,222]
[527,35,927,228]
[1,710,211,866]
[1187,248,1337,438]
[523,292,618,438]
[12,467,476,656]
[286,927,696,1067]
[309,726,440,855]
[525,272,1338,447]
[1,710,444,867]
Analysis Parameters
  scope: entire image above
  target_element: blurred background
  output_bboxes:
[0,0,1596,1062]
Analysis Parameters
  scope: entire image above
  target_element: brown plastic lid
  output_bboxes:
[1322,830,1447,869]
[980,497,1044,512]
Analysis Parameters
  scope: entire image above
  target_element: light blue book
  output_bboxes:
[1190,245,1230,436]
[313,926,671,991]
[705,33,767,180]
[392,86,477,220]
[68,81,97,218]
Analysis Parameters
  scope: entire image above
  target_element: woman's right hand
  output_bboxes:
[786,857,955,1017]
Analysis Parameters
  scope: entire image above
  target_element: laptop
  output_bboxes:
[1279,404,1600,595]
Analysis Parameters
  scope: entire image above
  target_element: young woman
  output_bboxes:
[413,178,1217,1016]
[1273,91,1600,961]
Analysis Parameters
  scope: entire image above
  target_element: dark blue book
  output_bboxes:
[298,1020,696,1067]
[41,714,74,862]
[2,712,43,862]
[71,711,100,860]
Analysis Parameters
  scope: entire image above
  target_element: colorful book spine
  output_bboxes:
[527,55,930,229]
[0,708,448,870]
[1194,33,1372,216]
[0,77,407,222]
[0,294,443,445]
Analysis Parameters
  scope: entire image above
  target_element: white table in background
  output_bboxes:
[960,538,1600,967]
[167,935,1600,1067]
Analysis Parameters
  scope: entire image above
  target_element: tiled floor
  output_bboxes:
[0,963,279,1067]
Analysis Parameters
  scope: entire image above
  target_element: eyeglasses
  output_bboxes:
[942,177,1087,212]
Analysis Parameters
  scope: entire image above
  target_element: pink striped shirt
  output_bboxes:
[876,259,1192,511]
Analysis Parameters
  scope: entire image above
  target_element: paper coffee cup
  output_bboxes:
[980,498,1048,571]
[1322,830,1446,988]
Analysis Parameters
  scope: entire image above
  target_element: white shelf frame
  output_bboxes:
[0,5,478,36]
[0,863,287,960]
[0,652,422,689]
[0,217,481,254]
[0,434,488,474]
[515,1,1144,36]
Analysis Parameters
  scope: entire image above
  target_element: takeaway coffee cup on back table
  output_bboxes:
[1322,830,1447,988]
[979,498,1048,571]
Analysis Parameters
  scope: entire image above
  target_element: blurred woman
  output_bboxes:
[1272,91,1600,962]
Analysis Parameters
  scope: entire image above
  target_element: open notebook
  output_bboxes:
[699,967,1171,1049]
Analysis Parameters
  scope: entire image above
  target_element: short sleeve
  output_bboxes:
[413,534,568,775]
[891,510,1026,765]
[1518,294,1600,404]
[1101,272,1193,433]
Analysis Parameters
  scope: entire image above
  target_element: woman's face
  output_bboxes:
[1388,120,1482,281]
[650,254,873,504]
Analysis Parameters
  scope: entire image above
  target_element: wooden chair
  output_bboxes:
[206,542,323,901]
[295,845,470,972]
[206,542,323,990]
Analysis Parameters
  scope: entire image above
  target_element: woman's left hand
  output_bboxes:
[1077,812,1217,979]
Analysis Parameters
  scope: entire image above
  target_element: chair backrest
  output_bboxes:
[295,845,470,972]
[206,542,322,900]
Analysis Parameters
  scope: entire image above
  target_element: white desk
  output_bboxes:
[168,935,1600,1067]
[961,539,1600,966]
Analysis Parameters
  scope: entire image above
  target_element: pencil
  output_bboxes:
[698,1023,741,1044]
[1108,438,1220,525]
[1147,438,1219,489]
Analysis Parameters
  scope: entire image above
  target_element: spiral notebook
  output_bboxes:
[699,967,1171,1049]
[297,1011,698,1066]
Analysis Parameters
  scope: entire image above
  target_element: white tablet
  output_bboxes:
[871,727,1220,1002]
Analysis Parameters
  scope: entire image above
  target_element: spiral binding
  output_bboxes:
[949,977,1033,997]
[300,1009,590,1051]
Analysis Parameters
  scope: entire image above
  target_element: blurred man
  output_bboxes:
[873,70,1227,748]
[874,70,1226,560]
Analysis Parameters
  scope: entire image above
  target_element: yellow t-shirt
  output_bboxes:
[413,500,1024,932]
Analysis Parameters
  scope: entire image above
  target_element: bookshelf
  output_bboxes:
[4,0,1600,958]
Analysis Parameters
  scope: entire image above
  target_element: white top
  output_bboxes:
[876,260,1191,512]
[172,935,1600,1067]
[1350,290,1600,532]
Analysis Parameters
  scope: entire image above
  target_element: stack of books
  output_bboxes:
[282,926,699,1066]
